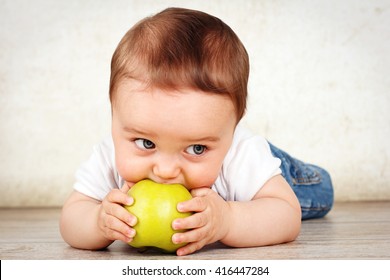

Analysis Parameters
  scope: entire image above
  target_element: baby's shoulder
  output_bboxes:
[230,124,270,152]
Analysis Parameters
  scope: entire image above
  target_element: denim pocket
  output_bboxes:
[269,142,334,220]
[293,165,334,219]
[289,158,322,186]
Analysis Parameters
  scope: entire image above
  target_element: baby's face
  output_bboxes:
[111,79,236,190]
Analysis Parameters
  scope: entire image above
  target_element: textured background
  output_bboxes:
[1,0,389,206]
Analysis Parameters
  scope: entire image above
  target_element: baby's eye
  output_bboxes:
[186,144,206,155]
[134,139,155,150]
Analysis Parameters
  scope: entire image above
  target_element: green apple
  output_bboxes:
[124,179,193,253]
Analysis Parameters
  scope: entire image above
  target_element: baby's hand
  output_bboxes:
[97,183,137,244]
[171,188,231,256]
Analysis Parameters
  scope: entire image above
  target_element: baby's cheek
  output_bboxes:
[186,168,220,190]
[116,157,143,183]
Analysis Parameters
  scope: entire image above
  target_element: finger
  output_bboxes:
[172,212,207,231]
[176,240,206,256]
[104,226,135,243]
[102,214,136,242]
[191,187,213,197]
[121,182,134,194]
[172,226,208,245]
[177,196,206,213]
[120,205,138,227]
[102,200,137,226]
[106,189,133,206]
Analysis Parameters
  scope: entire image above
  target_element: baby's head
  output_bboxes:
[109,7,249,122]
[109,8,250,188]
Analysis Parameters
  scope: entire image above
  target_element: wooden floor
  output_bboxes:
[1,201,389,260]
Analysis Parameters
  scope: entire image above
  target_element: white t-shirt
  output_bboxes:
[74,125,281,202]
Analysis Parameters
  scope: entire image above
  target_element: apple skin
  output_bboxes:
[124,179,193,253]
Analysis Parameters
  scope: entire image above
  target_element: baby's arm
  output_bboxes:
[172,174,301,256]
[60,185,137,250]
[220,175,301,247]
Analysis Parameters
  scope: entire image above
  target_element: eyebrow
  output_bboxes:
[122,126,157,137]
[188,136,220,143]
[122,126,220,143]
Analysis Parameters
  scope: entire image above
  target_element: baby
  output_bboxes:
[60,7,333,256]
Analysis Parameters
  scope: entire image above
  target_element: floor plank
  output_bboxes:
[1,201,389,259]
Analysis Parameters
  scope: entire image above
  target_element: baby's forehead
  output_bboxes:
[111,77,239,123]
[112,83,237,139]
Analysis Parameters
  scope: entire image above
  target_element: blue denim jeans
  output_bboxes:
[269,143,334,220]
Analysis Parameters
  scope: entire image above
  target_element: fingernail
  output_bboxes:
[128,217,137,227]
[176,249,186,256]
[177,203,184,212]
[172,220,180,230]
[172,234,180,244]
[126,237,133,243]
[126,197,134,205]
[127,229,135,238]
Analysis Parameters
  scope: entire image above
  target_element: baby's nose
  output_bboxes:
[152,155,181,182]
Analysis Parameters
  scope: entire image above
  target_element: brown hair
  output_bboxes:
[109,7,249,121]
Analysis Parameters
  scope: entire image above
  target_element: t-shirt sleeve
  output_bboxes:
[73,137,122,201]
[213,127,282,201]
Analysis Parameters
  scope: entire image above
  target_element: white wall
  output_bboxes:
[1,0,389,206]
